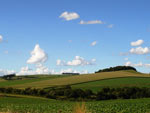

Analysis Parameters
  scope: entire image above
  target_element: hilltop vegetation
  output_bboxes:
[95,66,137,73]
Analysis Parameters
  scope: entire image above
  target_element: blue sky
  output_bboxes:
[0,0,150,75]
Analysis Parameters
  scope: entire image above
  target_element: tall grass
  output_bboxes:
[73,103,89,113]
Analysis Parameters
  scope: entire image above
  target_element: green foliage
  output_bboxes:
[96,66,137,73]
[2,74,16,80]
[0,96,150,113]
[1,86,150,101]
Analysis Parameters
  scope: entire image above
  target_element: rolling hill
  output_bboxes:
[0,70,149,89]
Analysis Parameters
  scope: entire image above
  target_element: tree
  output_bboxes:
[95,66,137,73]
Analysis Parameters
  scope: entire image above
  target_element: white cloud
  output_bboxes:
[60,68,89,74]
[17,66,34,75]
[80,20,104,24]
[131,39,144,46]
[125,61,150,68]
[60,68,78,73]
[91,41,97,46]
[17,65,89,75]
[57,56,96,66]
[0,69,15,76]
[107,24,114,28]
[130,47,150,55]
[17,64,51,75]
[0,35,3,42]
[144,64,150,67]
[56,59,65,66]
[125,61,143,67]
[35,63,50,74]
[27,44,48,64]
[59,11,79,21]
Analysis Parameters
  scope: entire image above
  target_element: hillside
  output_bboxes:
[71,77,150,92]
[0,70,149,89]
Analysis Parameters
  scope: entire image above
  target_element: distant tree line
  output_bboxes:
[0,86,150,101]
[95,66,137,73]
[2,74,16,80]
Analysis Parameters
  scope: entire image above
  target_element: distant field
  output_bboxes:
[0,94,150,113]
[0,75,69,88]
[11,70,150,89]
[0,71,150,89]
[71,77,150,92]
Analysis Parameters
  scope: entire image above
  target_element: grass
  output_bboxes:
[71,77,150,92]
[0,94,150,113]
[10,70,150,89]
[0,71,150,113]
[0,75,70,88]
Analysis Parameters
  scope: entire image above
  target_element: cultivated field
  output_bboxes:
[71,77,150,92]
[0,70,149,89]
[0,94,150,113]
[0,70,150,113]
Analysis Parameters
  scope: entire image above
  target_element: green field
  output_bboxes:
[0,70,149,89]
[1,70,150,113]
[0,75,70,88]
[71,77,150,92]
[0,94,150,113]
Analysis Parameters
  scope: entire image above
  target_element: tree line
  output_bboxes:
[95,66,137,73]
[0,86,150,101]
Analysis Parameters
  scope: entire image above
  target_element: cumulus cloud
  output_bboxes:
[17,66,89,75]
[125,61,150,68]
[125,61,143,67]
[107,24,114,28]
[80,20,104,24]
[0,35,3,42]
[60,68,88,74]
[35,64,50,74]
[27,44,48,64]
[17,66,34,75]
[130,47,150,55]
[60,68,78,73]
[131,39,144,46]
[59,11,79,21]
[17,64,51,75]
[0,69,15,76]
[57,56,96,66]
[91,41,97,46]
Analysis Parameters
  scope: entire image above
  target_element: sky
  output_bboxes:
[0,0,150,75]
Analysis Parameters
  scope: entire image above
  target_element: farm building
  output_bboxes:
[62,73,80,75]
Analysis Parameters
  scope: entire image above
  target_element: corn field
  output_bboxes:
[0,96,150,113]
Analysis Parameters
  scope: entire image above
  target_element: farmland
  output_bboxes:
[71,77,150,92]
[1,70,150,112]
[0,94,150,113]
[0,75,70,88]
[0,70,149,89]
